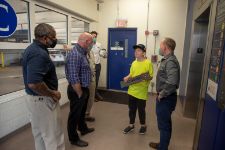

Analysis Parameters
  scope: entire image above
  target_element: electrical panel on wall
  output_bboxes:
[150,30,159,64]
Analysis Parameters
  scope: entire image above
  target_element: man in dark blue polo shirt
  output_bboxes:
[22,23,65,150]
[65,32,95,147]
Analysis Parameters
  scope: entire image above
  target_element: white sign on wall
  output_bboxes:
[207,79,218,101]
[110,47,124,50]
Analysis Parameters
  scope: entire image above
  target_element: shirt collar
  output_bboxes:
[75,43,87,55]
[161,52,174,62]
[33,39,49,53]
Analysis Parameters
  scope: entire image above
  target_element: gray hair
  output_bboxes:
[163,37,176,51]
[34,23,56,39]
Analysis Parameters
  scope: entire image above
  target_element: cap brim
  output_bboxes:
[133,45,146,52]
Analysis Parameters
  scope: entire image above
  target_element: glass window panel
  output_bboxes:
[35,5,67,44]
[71,18,89,44]
[0,49,25,95]
[49,49,66,79]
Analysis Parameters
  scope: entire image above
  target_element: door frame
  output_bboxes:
[193,0,218,149]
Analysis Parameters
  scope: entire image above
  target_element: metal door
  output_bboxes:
[107,28,137,91]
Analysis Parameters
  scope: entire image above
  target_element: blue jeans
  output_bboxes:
[156,94,177,150]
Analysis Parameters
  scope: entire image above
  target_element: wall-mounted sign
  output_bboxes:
[116,19,127,28]
[111,47,124,50]
[110,41,124,50]
[0,0,17,37]
[207,79,218,101]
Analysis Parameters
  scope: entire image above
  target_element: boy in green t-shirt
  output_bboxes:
[123,44,153,135]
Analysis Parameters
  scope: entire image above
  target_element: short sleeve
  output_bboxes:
[129,62,134,77]
[149,62,154,78]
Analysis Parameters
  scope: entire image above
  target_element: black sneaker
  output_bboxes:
[139,126,147,135]
[123,125,134,134]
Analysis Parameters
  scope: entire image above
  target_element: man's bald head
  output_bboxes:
[78,32,93,49]
[79,32,92,41]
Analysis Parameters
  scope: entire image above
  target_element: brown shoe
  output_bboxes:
[149,142,159,149]
[85,116,95,122]
[95,92,103,101]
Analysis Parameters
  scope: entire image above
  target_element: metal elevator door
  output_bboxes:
[183,8,211,118]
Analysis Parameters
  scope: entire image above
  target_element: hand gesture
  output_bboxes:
[123,76,130,82]
[52,91,61,102]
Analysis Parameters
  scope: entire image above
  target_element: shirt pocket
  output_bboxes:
[158,63,167,82]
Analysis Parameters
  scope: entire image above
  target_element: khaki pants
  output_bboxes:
[26,95,65,150]
[86,81,96,116]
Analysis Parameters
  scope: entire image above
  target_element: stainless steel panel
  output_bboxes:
[193,1,218,149]
[183,7,210,119]
[125,39,128,58]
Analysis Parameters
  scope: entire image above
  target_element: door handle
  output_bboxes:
[125,39,128,58]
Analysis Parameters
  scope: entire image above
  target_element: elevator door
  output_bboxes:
[183,8,210,118]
